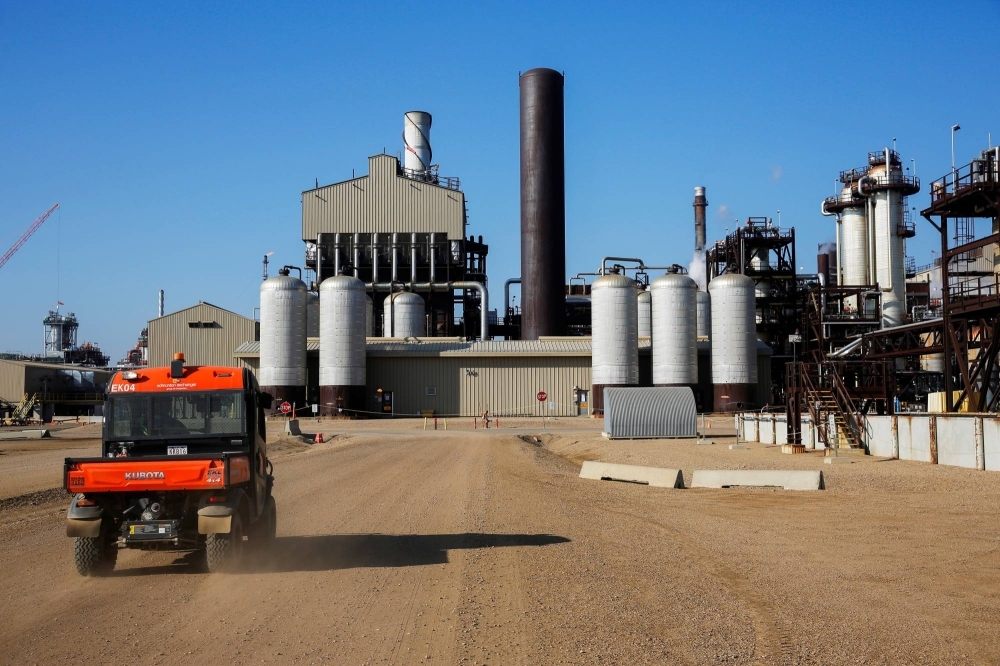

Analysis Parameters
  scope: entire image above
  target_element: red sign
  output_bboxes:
[536,391,547,402]
[279,401,292,415]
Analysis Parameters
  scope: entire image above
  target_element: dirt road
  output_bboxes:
[1,429,999,665]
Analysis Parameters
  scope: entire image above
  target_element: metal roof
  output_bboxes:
[234,338,653,358]
[603,387,698,439]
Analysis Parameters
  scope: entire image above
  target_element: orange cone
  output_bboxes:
[314,433,324,444]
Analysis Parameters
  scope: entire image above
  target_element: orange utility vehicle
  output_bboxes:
[64,353,277,575]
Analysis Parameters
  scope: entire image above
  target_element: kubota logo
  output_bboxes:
[124,471,165,480]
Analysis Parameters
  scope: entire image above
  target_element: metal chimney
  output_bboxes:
[519,68,566,339]
[693,186,707,253]
[403,111,432,174]
[158,290,164,318]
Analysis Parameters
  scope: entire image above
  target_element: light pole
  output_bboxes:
[911,158,916,177]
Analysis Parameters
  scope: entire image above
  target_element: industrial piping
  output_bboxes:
[371,281,489,341]
[520,67,566,339]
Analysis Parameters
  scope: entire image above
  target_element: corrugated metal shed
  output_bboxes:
[148,302,258,368]
[603,387,697,439]
[302,155,466,242]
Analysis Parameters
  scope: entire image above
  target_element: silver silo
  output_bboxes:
[651,269,698,387]
[709,273,757,411]
[383,291,425,338]
[591,270,639,415]
[696,290,711,340]
[637,289,652,338]
[306,291,320,338]
[319,274,367,415]
[259,267,308,409]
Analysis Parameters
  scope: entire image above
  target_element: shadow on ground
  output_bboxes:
[113,533,570,576]
[245,533,570,572]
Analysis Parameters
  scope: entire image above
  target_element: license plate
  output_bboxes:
[167,446,187,455]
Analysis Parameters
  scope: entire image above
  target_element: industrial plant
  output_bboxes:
[4,67,998,467]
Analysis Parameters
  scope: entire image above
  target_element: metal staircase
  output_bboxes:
[10,392,39,424]
[787,363,863,449]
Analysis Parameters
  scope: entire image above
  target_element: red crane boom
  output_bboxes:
[0,204,60,271]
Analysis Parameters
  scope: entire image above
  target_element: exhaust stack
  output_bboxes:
[403,111,432,174]
[693,186,707,253]
[519,68,566,339]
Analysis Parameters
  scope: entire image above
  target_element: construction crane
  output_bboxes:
[0,204,61,271]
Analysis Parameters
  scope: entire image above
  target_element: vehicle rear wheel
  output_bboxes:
[73,523,117,577]
[204,513,243,573]
[263,496,277,542]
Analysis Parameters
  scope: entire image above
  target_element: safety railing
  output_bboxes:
[929,156,1000,201]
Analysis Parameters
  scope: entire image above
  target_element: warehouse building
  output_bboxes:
[0,359,110,420]
[147,302,259,368]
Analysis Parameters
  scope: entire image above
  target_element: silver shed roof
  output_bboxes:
[603,387,698,439]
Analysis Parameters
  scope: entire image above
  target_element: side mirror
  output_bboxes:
[259,392,274,410]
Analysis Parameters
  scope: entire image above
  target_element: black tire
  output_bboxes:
[73,526,117,577]
[204,513,244,573]
[263,496,277,542]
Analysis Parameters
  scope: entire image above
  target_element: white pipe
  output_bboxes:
[836,214,843,287]
[429,233,437,283]
[333,233,342,275]
[410,232,418,287]
[353,233,360,277]
[391,233,399,282]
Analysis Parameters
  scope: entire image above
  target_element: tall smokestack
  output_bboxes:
[693,186,707,253]
[519,68,566,339]
[158,290,164,318]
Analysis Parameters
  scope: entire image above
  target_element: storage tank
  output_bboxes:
[840,190,869,289]
[696,290,711,340]
[866,164,906,327]
[383,291,425,338]
[306,292,320,338]
[651,269,698,388]
[709,273,757,411]
[259,267,308,409]
[319,274,367,415]
[403,111,432,174]
[637,289,652,338]
[591,270,639,415]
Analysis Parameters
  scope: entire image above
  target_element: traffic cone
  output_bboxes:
[314,433,324,444]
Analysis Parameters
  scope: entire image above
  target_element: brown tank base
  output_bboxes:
[713,384,754,412]
[319,385,365,417]
[591,383,636,416]
[259,385,306,416]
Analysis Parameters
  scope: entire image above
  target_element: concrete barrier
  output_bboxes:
[579,461,684,488]
[284,419,301,436]
[0,429,50,440]
[690,469,824,491]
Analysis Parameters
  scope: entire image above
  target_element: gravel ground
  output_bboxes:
[0,427,997,664]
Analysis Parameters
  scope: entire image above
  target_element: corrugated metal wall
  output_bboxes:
[458,356,590,417]
[367,357,461,416]
[301,155,465,242]
[149,303,258,368]
[0,361,26,402]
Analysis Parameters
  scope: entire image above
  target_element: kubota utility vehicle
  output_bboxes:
[64,353,277,575]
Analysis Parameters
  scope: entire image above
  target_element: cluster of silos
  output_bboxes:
[258,268,308,410]
[821,148,919,327]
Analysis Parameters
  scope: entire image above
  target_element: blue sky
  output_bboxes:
[2,1,998,361]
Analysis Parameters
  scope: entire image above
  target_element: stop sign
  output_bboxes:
[536,391,547,402]
[279,401,292,415]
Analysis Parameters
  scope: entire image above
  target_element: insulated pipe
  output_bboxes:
[391,233,399,282]
[429,233,437,283]
[367,281,490,340]
[333,233,342,276]
[410,232,418,287]
[836,215,843,287]
[599,256,646,274]
[316,233,333,286]
[857,176,876,286]
[353,233,360,278]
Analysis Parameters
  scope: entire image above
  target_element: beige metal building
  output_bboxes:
[302,154,466,242]
[233,338,773,417]
[0,359,111,419]
[148,302,258,368]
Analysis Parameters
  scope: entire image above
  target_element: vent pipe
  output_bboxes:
[403,111,432,174]
[158,290,164,318]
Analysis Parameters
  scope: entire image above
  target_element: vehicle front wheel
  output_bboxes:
[73,527,117,577]
[204,513,244,573]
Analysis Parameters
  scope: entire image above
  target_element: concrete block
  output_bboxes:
[697,439,716,446]
[728,444,750,450]
[0,429,49,440]
[284,419,301,436]
[690,469,824,491]
[823,456,853,465]
[579,461,684,488]
[781,444,806,454]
